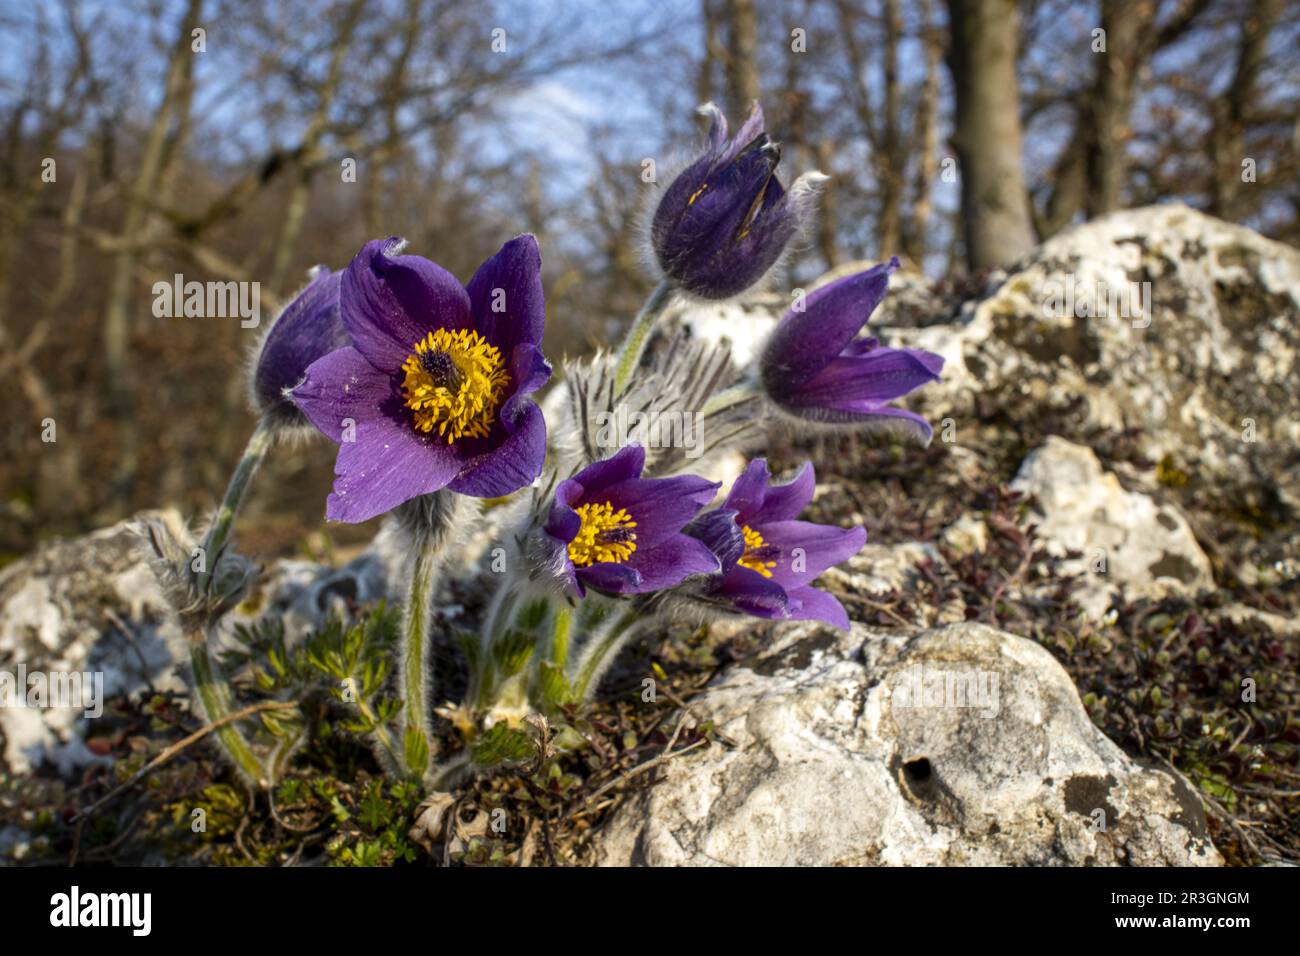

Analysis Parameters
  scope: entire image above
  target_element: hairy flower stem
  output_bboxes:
[393,491,469,781]
[178,420,278,786]
[401,544,439,776]
[612,279,674,395]
[569,605,647,702]
[189,639,268,787]
[196,416,274,597]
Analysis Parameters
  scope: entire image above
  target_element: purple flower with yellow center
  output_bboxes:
[543,444,721,597]
[292,235,551,523]
[760,258,945,442]
[686,459,865,630]
[249,267,348,431]
[651,103,821,300]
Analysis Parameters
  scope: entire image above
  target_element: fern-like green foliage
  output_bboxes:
[469,722,538,770]
[224,603,403,758]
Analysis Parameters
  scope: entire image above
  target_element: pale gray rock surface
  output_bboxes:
[594,620,1221,867]
[822,541,967,628]
[889,205,1300,491]
[0,513,186,774]
[0,512,397,774]
[1011,436,1215,616]
[880,205,1299,587]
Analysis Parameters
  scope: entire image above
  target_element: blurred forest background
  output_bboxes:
[0,0,1296,560]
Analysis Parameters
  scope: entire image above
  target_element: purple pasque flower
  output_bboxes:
[686,459,865,630]
[292,235,552,523]
[543,444,721,598]
[760,257,944,442]
[249,267,348,431]
[651,103,820,300]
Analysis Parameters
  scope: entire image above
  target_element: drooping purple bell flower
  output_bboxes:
[760,258,944,442]
[542,444,721,598]
[685,459,865,630]
[249,267,349,431]
[651,103,822,300]
[291,235,552,523]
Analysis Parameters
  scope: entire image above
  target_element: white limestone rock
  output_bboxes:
[594,620,1221,867]
[1011,436,1214,616]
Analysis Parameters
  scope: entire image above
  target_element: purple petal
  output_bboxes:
[603,474,721,547]
[568,444,647,497]
[762,258,899,384]
[723,459,816,526]
[789,347,944,407]
[326,414,461,523]
[682,137,778,233]
[341,238,472,373]
[760,520,867,590]
[721,458,772,518]
[842,336,881,357]
[651,154,712,255]
[447,401,547,498]
[544,499,582,545]
[577,561,643,595]
[627,535,721,591]
[685,508,745,566]
[500,343,552,424]
[702,103,728,151]
[253,269,347,420]
[291,346,398,443]
[719,102,766,166]
[785,586,850,630]
[465,234,545,355]
[702,200,798,298]
[716,564,791,619]
[748,462,816,525]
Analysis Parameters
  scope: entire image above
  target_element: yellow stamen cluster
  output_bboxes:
[567,501,638,568]
[400,328,509,442]
[738,524,777,578]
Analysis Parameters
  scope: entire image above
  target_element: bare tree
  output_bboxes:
[101,0,202,502]
[699,0,724,106]
[724,0,761,116]
[267,0,368,293]
[945,0,1037,269]
[1085,0,1157,215]
[1036,0,1211,236]
[1210,0,1282,220]
[833,0,905,258]
[904,0,942,263]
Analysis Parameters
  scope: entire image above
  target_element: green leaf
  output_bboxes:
[358,781,389,829]
[537,660,572,710]
[516,597,551,631]
[470,721,537,769]
[492,629,536,677]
